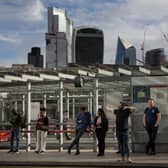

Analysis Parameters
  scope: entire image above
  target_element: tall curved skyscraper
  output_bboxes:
[73,27,104,64]
[115,36,136,65]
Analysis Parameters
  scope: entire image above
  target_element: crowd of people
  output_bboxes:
[7,98,161,162]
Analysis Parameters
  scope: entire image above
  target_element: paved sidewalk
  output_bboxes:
[0,150,168,167]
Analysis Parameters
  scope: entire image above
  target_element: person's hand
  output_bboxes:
[86,127,91,132]
[154,124,158,127]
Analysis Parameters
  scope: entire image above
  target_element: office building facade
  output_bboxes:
[115,36,136,65]
[145,48,165,66]
[28,47,43,68]
[72,26,104,64]
[46,7,73,69]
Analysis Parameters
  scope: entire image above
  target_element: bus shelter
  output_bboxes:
[0,64,168,152]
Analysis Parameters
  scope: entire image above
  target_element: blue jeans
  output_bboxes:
[10,127,20,151]
[118,129,129,157]
[69,128,85,152]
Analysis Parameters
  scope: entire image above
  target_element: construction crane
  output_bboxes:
[160,28,168,43]
[136,29,146,65]
[141,29,146,65]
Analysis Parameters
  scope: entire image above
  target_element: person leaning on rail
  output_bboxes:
[67,106,91,155]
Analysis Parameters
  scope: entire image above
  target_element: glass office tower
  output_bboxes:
[28,47,43,68]
[145,48,165,66]
[115,36,136,65]
[46,7,73,69]
[73,27,104,64]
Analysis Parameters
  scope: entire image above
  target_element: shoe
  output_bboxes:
[125,158,132,163]
[68,147,71,154]
[97,153,104,156]
[66,137,72,140]
[149,151,156,155]
[116,150,120,154]
[8,149,14,153]
[35,151,39,154]
[75,151,80,155]
[14,150,19,154]
[39,151,45,154]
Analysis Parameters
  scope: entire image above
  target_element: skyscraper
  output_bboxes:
[72,26,104,64]
[115,36,136,65]
[28,47,43,68]
[145,48,165,66]
[46,7,73,69]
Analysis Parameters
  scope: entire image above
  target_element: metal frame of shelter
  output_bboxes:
[0,63,168,152]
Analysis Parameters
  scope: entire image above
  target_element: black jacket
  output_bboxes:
[94,116,108,132]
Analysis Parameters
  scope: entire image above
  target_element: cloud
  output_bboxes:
[0,34,19,43]
[21,0,46,22]
[60,0,168,63]
[1,0,168,67]
[0,0,46,24]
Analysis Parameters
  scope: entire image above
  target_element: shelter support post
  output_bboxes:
[59,81,64,152]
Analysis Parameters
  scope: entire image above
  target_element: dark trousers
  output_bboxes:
[69,128,85,152]
[116,130,120,151]
[146,126,158,153]
[95,128,106,154]
[118,129,129,157]
[10,127,20,151]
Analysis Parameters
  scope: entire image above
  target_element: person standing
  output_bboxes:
[143,98,161,155]
[115,102,135,162]
[35,107,49,154]
[114,109,120,154]
[94,108,108,156]
[8,108,23,153]
[68,106,91,155]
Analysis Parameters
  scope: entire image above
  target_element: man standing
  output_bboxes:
[35,107,49,154]
[143,98,161,155]
[68,106,91,155]
[115,102,135,162]
[8,108,23,153]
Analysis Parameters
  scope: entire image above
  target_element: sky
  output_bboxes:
[0,0,168,67]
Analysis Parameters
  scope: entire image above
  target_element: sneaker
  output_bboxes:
[74,151,80,155]
[67,147,71,154]
[125,157,132,163]
[97,153,104,157]
[35,151,39,154]
[14,150,19,154]
[149,151,156,155]
[39,151,45,154]
[66,137,72,140]
[8,149,14,153]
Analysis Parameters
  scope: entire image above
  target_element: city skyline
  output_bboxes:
[0,0,168,67]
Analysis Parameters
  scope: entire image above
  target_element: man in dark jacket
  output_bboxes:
[115,102,135,162]
[68,106,91,155]
[8,108,23,153]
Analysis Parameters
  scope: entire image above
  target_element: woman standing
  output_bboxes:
[94,108,108,156]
